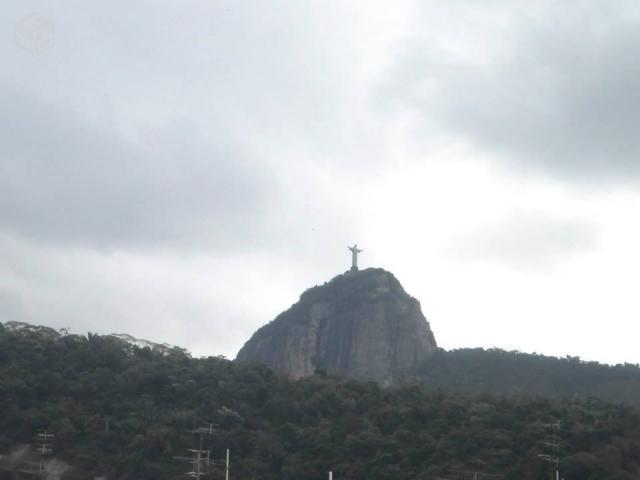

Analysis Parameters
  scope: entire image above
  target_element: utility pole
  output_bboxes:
[36,430,54,455]
[538,422,561,480]
[35,430,54,478]
[225,448,229,480]
[175,423,234,480]
[176,424,217,479]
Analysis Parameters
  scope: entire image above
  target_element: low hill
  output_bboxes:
[2,323,640,479]
[417,348,640,405]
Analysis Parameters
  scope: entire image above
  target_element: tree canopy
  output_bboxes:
[2,324,640,479]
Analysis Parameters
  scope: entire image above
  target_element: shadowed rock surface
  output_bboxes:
[236,268,437,384]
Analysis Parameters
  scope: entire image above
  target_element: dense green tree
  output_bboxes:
[3,326,640,479]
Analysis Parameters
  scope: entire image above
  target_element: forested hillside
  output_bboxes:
[2,323,640,480]
[418,348,640,405]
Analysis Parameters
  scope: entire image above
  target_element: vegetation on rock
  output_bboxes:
[418,348,640,406]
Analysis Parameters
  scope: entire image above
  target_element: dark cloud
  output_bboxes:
[0,0,371,357]
[386,2,640,182]
[0,86,274,250]
[0,0,386,251]
[3,0,638,363]
[449,212,599,269]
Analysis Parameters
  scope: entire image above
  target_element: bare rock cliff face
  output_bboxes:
[235,268,437,384]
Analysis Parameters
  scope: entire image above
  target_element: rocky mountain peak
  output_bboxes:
[236,268,437,384]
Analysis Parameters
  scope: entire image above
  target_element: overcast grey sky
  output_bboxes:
[2,0,640,364]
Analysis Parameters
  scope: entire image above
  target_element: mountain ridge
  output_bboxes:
[2,323,640,479]
[2,321,185,356]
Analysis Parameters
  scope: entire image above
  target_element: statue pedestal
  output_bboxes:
[350,266,359,272]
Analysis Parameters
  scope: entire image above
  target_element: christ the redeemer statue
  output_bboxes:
[348,244,363,271]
